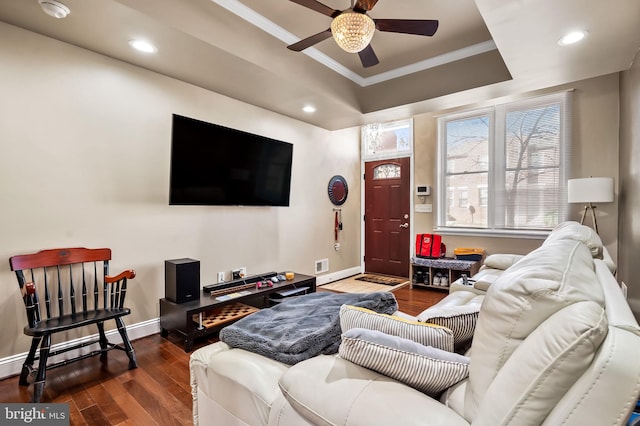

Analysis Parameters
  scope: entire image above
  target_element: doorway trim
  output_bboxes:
[360,153,415,275]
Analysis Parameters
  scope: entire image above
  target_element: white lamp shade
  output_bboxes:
[567,177,614,203]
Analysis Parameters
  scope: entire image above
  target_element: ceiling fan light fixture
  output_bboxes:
[331,11,375,53]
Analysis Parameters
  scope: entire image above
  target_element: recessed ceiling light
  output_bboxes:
[558,30,587,46]
[38,0,70,19]
[128,39,157,53]
[302,105,316,113]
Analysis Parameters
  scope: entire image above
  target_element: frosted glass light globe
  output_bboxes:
[331,12,375,53]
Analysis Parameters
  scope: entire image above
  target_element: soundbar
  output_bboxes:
[202,271,278,293]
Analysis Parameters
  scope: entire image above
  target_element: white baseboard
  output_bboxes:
[0,318,161,380]
[0,270,360,380]
[316,266,362,286]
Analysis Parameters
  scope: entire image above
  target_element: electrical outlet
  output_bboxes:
[217,272,225,283]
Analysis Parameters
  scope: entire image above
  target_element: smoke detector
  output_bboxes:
[38,0,70,19]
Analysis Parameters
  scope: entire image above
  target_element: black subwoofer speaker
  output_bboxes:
[165,258,200,303]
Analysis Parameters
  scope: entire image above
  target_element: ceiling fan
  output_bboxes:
[286,0,439,68]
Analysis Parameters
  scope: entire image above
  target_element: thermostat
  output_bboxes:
[416,185,431,196]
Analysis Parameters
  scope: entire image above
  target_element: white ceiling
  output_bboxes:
[1,0,638,130]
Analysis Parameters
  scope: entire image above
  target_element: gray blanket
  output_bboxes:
[219,291,398,365]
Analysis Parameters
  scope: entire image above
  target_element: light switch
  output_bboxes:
[415,204,433,213]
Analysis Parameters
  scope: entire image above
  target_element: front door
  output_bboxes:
[364,157,411,277]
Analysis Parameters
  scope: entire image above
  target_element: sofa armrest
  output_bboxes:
[601,247,617,275]
[279,355,469,426]
[190,342,289,426]
[481,253,525,270]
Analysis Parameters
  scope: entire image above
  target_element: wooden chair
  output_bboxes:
[9,247,138,403]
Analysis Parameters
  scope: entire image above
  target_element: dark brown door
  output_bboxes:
[364,157,411,277]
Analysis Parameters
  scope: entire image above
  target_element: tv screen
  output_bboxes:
[169,114,293,206]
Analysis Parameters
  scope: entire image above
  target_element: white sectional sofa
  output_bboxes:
[190,222,640,425]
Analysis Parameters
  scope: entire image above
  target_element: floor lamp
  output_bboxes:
[567,177,614,234]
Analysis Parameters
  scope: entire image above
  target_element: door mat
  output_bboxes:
[355,274,407,286]
[320,274,409,294]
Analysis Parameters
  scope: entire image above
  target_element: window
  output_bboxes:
[362,119,413,160]
[437,92,571,233]
[458,188,469,208]
[373,164,401,179]
[478,185,488,207]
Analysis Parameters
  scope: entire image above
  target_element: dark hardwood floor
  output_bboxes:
[0,285,445,425]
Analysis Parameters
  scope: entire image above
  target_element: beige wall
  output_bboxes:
[0,20,629,360]
[412,74,621,259]
[0,22,361,358]
[619,52,640,318]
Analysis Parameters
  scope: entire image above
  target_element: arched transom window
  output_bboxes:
[373,163,401,179]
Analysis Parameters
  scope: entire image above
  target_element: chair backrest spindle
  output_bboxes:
[69,264,76,317]
[114,281,121,309]
[93,262,99,311]
[81,266,87,313]
[103,261,109,309]
[56,265,63,317]
[119,278,127,309]
[34,269,46,322]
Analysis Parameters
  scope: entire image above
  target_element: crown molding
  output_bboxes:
[211,0,497,87]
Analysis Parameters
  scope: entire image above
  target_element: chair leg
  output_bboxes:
[19,337,41,386]
[97,322,109,361]
[31,334,51,403]
[115,317,137,369]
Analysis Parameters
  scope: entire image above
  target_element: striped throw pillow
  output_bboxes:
[340,305,454,352]
[339,328,470,397]
[417,304,481,350]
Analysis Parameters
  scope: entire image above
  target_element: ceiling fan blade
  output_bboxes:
[287,29,333,52]
[354,0,379,12]
[288,0,341,18]
[374,19,439,36]
[358,44,379,68]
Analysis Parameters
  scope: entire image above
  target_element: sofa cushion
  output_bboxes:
[339,328,470,397]
[465,238,605,420]
[417,293,482,350]
[482,254,525,270]
[543,221,603,258]
[340,305,454,352]
[278,354,470,426]
[472,301,608,425]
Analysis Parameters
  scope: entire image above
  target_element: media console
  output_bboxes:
[159,272,316,352]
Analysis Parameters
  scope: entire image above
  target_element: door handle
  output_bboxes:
[399,223,409,228]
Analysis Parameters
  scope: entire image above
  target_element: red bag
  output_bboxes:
[416,234,446,258]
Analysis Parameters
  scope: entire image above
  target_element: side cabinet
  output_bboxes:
[410,257,480,291]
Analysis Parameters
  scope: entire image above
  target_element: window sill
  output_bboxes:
[433,227,550,240]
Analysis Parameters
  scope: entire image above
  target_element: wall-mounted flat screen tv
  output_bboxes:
[169,114,293,206]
